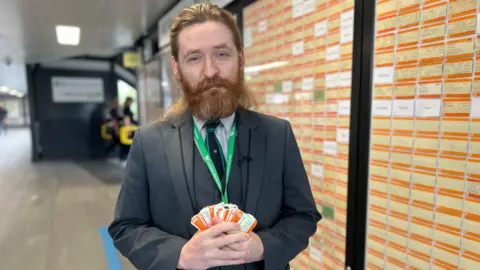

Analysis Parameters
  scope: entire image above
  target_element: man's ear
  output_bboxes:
[171,56,180,78]
[239,49,245,70]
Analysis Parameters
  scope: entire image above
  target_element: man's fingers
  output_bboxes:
[212,216,224,226]
[208,259,245,268]
[211,232,250,248]
[220,246,236,251]
[211,249,249,260]
[203,222,240,238]
[225,241,250,251]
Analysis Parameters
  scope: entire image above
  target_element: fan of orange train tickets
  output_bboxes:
[191,202,257,233]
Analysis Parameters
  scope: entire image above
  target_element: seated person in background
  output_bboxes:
[123,97,137,125]
[105,97,123,157]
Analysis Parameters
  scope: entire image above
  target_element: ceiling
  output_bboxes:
[0,0,177,93]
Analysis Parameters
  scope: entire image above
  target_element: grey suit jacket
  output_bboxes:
[108,108,322,270]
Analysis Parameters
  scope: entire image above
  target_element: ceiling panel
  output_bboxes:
[0,0,178,92]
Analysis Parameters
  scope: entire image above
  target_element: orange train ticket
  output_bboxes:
[191,202,257,233]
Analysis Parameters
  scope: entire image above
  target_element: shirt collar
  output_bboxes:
[193,112,236,131]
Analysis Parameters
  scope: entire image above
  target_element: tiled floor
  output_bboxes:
[0,129,134,270]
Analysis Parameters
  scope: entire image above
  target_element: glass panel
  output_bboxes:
[243,0,354,269]
[367,0,480,269]
[137,57,163,124]
[137,47,182,125]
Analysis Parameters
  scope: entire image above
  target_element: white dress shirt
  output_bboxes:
[192,113,235,158]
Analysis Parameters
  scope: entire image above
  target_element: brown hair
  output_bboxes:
[170,3,242,61]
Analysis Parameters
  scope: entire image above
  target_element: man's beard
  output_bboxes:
[179,69,245,120]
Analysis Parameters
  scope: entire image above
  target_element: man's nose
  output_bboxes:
[204,57,219,78]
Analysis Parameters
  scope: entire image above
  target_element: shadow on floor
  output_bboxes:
[76,160,124,185]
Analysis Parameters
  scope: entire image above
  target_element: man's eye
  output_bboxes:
[217,52,229,57]
[188,56,200,62]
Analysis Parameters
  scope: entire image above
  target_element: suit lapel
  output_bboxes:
[236,109,265,216]
[164,112,196,221]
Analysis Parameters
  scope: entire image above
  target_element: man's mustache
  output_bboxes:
[196,76,231,92]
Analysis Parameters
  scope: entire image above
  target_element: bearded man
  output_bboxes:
[108,3,321,270]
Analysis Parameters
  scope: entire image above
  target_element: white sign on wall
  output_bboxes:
[51,77,104,103]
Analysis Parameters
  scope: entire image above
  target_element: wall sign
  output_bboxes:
[51,77,104,103]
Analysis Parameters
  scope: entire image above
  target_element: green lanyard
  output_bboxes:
[193,119,236,204]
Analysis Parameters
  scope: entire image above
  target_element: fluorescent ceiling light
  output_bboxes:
[0,86,8,92]
[16,93,24,98]
[244,61,289,74]
[9,89,17,95]
[56,25,81,46]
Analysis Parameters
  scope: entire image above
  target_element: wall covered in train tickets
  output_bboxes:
[367,0,480,269]
[243,0,355,269]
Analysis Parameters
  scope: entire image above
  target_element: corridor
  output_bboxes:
[0,129,134,270]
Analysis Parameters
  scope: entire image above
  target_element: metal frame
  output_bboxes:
[26,64,41,161]
[224,0,257,35]
[345,0,376,268]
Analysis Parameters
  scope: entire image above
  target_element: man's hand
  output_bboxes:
[213,217,265,264]
[177,221,251,270]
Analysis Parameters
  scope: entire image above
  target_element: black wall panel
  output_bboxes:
[30,67,116,161]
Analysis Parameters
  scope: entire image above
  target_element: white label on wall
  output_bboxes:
[258,20,268,33]
[338,71,352,87]
[472,97,480,118]
[315,20,328,37]
[415,98,441,117]
[266,94,274,104]
[311,164,324,178]
[292,0,304,18]
[52,77,104,103]
[373,66,394,84]
[393,99,415,117]
[326,73,339,88]
[309,246,323,263]
[295,92,311,100]
[303,0,316,14]
[341,25,354,44]
[337,128,350,144]
[340,10,354,43]
[372,100,393,116]
[266,94,288,104]
[283,81,293,92]
[292,41,304,55]
[338,100,351,115]
[326,45,340,61]
[324,141,338,156]
[302,77,315,91]
[244,27,253,48]
[341,9,354,29]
